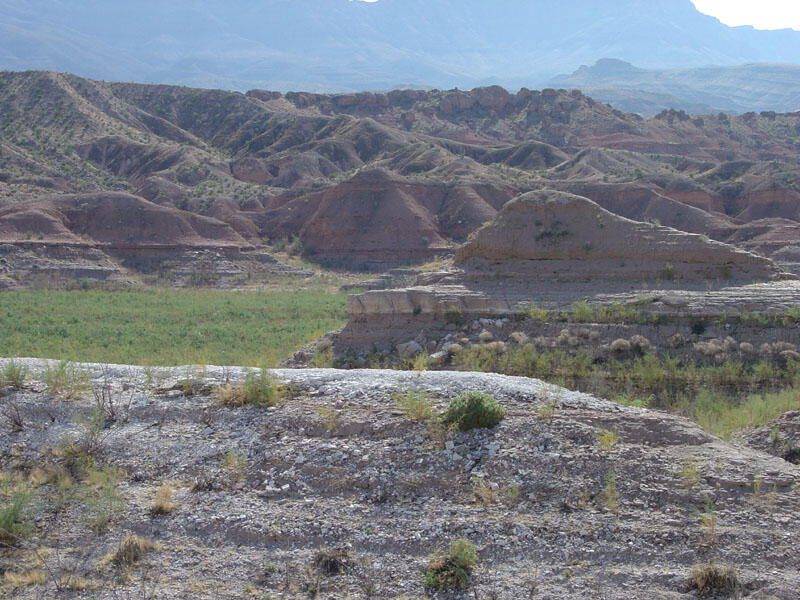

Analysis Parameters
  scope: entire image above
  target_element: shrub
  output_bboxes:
[150,483,176,515]
[424,538,477,590]
[445,306,464,326]
[441,392,506,431]
[314,547,353,575]
[393,388,436,422]
[42,360,90,399]
[688,563,740,597]
[215,369,281,408]
[105,535,160,567]
[1,360,28,389]
[0,484,34,544]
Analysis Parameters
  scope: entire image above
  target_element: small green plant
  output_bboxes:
[411,352,428,372]
[662,263,675,281]
[678,458,702,489]
[424,538,477,590]
[1,360,28,389]
[600,470,619,513]
[441,392,506,431]
[0,483,35,544]
[524,304,548,321]
[445,306,464,326]
[393,388,436,422]
[695,497,718,549]
[82,464,126,533]
[471,477,498,506]
[42,360,89,399]
[570,300,594,322]
[596,429,619,452]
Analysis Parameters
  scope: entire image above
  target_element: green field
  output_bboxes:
[0,289,348,367]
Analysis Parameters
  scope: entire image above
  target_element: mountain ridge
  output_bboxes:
[2,0,800,97]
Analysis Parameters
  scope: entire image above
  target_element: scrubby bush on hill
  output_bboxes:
[441,391,506,431]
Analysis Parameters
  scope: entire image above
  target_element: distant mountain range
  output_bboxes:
[550,59,800,116]
[2,0,800,109]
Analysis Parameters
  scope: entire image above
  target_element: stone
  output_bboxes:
[397,340,423,359]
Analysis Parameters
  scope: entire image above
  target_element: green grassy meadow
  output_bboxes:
[0,289,348,367]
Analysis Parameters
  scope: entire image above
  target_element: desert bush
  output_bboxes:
[0,484,35,545]
[105,534,160,567]
[688,563,740,597]
[150,483,177,515]
[393,388,436,422]
[441,392,506,431]
[42,360,89,399]
[314,547,353,575]
[424,538,477,590]
[1,360,28,389]
[215,369,281,408]
[445,306,464,326]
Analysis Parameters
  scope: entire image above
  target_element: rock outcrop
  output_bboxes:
[455,190,783,283]
[2,358,799,599]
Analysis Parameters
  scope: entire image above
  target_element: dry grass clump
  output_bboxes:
[150,483,177,515]
[104,534,160,567]
[314,547,353,575]
[688,563,740,597]
[4,568,46,587]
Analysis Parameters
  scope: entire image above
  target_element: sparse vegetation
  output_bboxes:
[441,391,506,431]
[42,360,90,399]
[150,483,177,515]
[104,534,160,567]
[424,538,478,590]
[0,483,35,545]
[688,563,740,597]
[1,359,29,389]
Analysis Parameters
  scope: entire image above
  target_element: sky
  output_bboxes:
[691,0,800,30]
[355,1,800,31]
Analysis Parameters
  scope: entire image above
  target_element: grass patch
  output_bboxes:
[692,388,800,439]
[424,538,477,591]
[0,289,347,366]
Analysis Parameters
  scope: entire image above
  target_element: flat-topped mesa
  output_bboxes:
[455,189,784,282]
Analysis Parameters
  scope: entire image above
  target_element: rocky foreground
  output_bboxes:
[1,359,798,599]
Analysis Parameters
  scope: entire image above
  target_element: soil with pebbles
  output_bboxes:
[1,359,799,599]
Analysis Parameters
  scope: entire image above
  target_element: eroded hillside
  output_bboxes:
[1,71,800,281]
[1,360,799,599]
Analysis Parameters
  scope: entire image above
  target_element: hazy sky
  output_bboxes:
[691,1,800,30]
[357,1,800,31]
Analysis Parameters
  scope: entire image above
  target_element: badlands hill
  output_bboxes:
[1,71,800,281]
